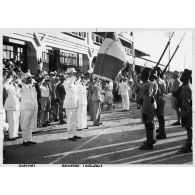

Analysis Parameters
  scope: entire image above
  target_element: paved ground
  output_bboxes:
[3,95,193,165]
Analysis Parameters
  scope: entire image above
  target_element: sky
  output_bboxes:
[133,31,192,71]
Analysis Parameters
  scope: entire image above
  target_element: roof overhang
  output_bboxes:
[135,49,150,58]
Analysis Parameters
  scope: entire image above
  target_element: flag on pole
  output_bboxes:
[93,32,127,80]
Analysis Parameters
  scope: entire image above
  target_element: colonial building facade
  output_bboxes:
[2,31,151,74]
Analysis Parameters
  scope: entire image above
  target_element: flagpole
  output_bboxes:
[129,32,140,87]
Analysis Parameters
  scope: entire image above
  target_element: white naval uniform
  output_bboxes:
[77,80,87,129]
[63,77,79,138]
[3,78,21,139]
[20,83,38,142]
[118,81,130,110]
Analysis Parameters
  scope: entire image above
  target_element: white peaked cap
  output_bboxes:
[65,67,77,74]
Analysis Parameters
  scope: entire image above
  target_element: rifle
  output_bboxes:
[149,32,174,80]
[161,32,186,77]
[154,32,175,69]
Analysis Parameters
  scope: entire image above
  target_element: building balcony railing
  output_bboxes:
[91,33,104,45]
[63,32,87,40]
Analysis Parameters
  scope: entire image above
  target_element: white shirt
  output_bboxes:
[77,81,87,106]
[63,77,79,109]
[3,78,21,111]
[20,83,38,110]
[118,82,129,94]
[39,85,50,97]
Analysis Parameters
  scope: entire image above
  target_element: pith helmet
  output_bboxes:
[65,67,77,74]
[173,70,180,78]
[141,67,150,81]
[180,69,192,83]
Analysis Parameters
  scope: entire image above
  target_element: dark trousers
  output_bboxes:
[157,115,166,135]
[174,106,181,122]
[40,97,50,125]
[145,122,155,144]
[182,110,192,146]
[89,101,93,121]
[50,99,59,121]
[156,97,166,135]
[59,100,65,122]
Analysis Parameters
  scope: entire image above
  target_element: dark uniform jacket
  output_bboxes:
[180,83,192,118]
[56,82,66,102]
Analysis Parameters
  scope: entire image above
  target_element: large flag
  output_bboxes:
[93,32,127,80]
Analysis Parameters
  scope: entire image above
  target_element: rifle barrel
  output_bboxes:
[161,32,186,76]
[155,32,175,68]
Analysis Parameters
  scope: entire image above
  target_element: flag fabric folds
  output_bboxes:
[94,34,127,80]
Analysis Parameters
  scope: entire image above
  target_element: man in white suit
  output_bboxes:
[20,72,38,146]
[118,77,130,111]
[76,74,88,130]
[3,73,21,140]
[63,68,81,141]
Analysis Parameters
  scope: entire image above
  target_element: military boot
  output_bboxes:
[139,123,154,150]
[179,143,192,153]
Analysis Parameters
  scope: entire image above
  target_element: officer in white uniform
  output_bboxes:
[63,68,81,141]
[76,74,88,130]
[3,75,21,140]
[20,72,38,146]
[118,77,130,111]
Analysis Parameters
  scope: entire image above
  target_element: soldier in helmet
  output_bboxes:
[139,68,157,150]
[179,69,192,153]
[154,67,167,140]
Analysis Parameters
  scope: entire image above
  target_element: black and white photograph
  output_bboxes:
[1,1,195,195]
[0,30,193,165]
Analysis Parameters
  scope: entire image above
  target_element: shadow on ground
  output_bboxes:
[4,125,192,165]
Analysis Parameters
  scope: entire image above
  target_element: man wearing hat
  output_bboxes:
[20,72,37,146]
[139,67,157,150]
[39,78,51,127]
[56,74,66,124]
[49,72,59,122]
[76,73,88,130]
[3,71,21,140]
[171,70,182,126]
[63,67,81,141]
[179,69,192,153]
[118,77,130,111]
